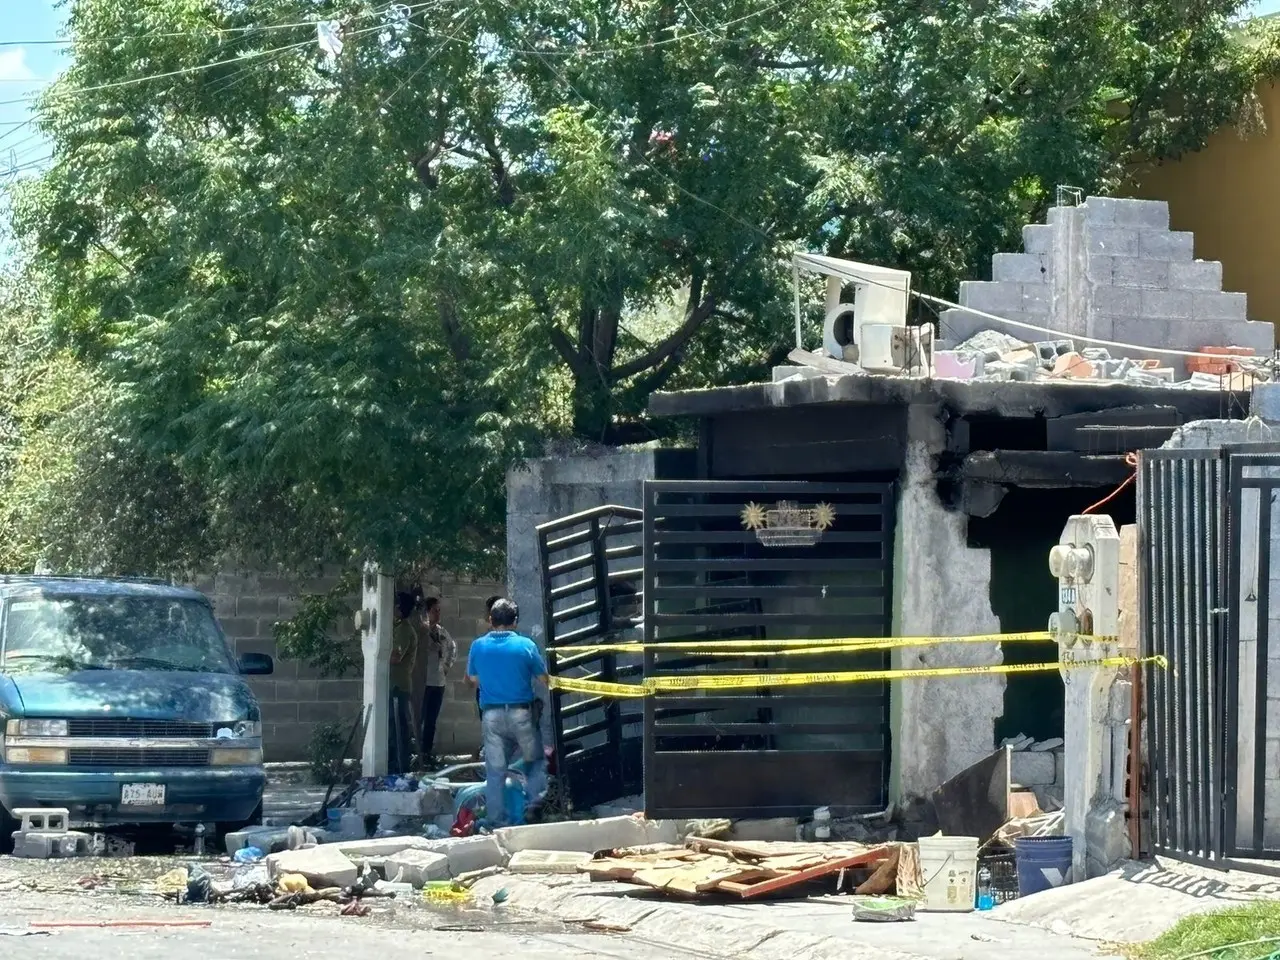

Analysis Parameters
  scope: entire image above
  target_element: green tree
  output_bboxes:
[6,0,1277,575]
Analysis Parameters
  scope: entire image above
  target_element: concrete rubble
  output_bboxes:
[265,845,360,889]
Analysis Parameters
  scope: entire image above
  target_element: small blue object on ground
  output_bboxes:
[233,846,264,863]
[1014,836,1074,897]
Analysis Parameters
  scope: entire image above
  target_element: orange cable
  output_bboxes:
[1082,452,1139,515]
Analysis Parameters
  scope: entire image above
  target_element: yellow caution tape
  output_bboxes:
[550,632,1115,659]
[548,655,1167,699]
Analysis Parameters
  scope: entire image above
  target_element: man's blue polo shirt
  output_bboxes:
[466,630,547,708]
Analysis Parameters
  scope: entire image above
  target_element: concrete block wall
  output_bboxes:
[941,197,1275,368]
[192,569,503,762]
[505,446,663,650]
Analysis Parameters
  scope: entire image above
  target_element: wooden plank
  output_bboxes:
[737,848,888,899]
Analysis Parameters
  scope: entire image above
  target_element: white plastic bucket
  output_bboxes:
[916,835,980,912]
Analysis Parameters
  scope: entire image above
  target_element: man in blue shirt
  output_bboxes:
[466,598,548,825]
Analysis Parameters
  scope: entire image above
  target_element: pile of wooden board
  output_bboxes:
[583,836,921,900]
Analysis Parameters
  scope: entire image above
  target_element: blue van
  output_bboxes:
[0,576,272,851]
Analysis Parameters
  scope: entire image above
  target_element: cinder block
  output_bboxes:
[385,848,450,886]
[12,830,90,859]
[1139,231,1195,261]
[959,280,1023,314]
[992,253,1049,284]
[494,815,664,854]
[237,596,281,618]
[1082,196,1120,225]
[1193,292,1248,322]
[1023,224,1053,255]
[1010,750,1057,787]
[266,846,359,888]
[1093,286,1142,315]
[1085,226,1140,257]
[1021,284,1052,315]
[14,808,69,833]
[1109,257,1171,289]
[1170,261,1223,291]
[507,849,595,875]
[1140,290,1194,320]
[1111,198,1171,230]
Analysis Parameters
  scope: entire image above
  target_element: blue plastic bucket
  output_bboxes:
[1014,836,1074,896]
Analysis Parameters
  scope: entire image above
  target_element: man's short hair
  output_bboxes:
[424,596,440,612]
[489,598,519,627]
[395,591,417,618]
[484,595,501,612]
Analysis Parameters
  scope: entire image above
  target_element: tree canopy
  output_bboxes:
[3,0,1277,576]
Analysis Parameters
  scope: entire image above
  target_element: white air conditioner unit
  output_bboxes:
[860,324,934,376]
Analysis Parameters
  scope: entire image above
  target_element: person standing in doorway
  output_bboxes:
[388,590,419,775]
[466,598,547,825]
[418,596,457,768]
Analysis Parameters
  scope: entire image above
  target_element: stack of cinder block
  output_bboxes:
[1004,736,1066,812]
[939,197,1274,374]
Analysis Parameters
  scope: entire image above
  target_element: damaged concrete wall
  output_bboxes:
[891,404,1004,800]
[941,197,1275,370]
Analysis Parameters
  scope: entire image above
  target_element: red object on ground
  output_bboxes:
[450,805,476,837]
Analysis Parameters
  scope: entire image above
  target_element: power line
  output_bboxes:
[0,0,454,106]
[0,1,437,49]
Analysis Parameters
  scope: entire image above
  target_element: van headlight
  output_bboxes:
[232,720,261,739]
[211,747,263,766]
[5,719,68,737]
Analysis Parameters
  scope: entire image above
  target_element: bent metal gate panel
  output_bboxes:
[640,480,895,819]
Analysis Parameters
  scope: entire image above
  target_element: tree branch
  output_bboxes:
[548,326,593,383]
[612,266,713,380]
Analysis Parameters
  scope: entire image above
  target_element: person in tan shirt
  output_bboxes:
[418,596,457,766]
[388,590,420,775]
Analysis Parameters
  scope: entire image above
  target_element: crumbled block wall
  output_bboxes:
[941,197,1275,369]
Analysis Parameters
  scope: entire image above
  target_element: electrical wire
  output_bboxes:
[0,0,442,49]
[0,0,454,107]
[1081,452,1139,515]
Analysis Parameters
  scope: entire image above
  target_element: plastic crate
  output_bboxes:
[978,847,1020,905]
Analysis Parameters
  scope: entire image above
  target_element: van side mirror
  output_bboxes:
[238,653,274,676]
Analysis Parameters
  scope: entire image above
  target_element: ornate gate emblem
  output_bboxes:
[740,501,835,547]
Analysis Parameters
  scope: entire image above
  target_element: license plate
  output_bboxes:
[120,783,165,806]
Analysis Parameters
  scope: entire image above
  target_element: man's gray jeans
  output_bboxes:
[481,705,547,825]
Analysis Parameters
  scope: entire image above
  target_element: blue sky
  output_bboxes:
[4,0,1280,179]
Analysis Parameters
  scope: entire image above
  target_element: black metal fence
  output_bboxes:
[1139,443,1280,868]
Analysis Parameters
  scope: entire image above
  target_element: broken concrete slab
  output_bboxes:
[507,849,595,875]
[330,835,434,860]
[495,815,673,854]
[384,848,450,887]
[266,846,358,889]
[422,835,508,875]
[355,783,454,818]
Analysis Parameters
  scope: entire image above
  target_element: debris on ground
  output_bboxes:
[850,896,917,922]
[583,836,909,900]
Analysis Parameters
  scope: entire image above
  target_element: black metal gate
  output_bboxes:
[641,480,895,819]
[1138,449,1227,866]
[538,505,645,813]
[1139,443,1280,868]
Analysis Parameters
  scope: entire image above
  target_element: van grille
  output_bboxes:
[68,748,211,768]
[67,719,216,739]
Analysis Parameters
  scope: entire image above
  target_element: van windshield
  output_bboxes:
[1,595,237,674]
